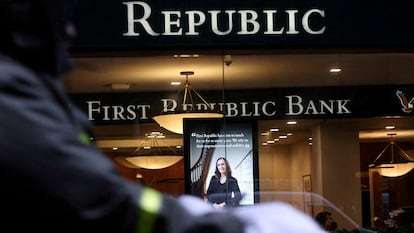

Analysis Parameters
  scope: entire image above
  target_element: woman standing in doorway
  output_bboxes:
[207,157,242,208]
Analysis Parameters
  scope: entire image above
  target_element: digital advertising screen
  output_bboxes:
[184,118,258,206]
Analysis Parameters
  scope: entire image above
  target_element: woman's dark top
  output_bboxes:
[206,175,242,207]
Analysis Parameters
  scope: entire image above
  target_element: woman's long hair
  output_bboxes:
[214,157,232,178]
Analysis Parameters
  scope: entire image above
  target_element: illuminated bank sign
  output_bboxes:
[71,85,413,125]
[72,0,334,49]
[122,1,326,37]
[72,0,414,50]
[85,95,350,121]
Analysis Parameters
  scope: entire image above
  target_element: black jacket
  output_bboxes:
[0,55,245,233]
[206,175,242,207]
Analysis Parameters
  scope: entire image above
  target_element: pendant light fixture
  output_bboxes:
[124,132,183,169]
[153,71,224,134]
[369,133,414,177]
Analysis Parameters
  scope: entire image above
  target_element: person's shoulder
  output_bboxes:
[210,175,218,180]
[0,55,39,85]
[228,176,238,182]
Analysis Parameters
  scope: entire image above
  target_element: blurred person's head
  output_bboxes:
[0,0,78,75]
[215,157,232,178]
[315,211,337,231]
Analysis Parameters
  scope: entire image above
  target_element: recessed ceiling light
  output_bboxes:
[330,68,341,73]
[171,81,181,86]
[173,54,199,58]
[385,116,401,119]
[261,132,269,136]
[270,128,279,132]
[385,125,396,130]
[287,121,297,125]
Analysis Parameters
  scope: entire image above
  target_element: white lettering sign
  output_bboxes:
[285,95,351,115]
[85,96,350,122]
[123,1,326,37]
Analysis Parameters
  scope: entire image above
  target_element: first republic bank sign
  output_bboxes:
[70,86,414,125]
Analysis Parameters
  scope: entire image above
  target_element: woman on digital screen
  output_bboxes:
[206,157,242,208]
